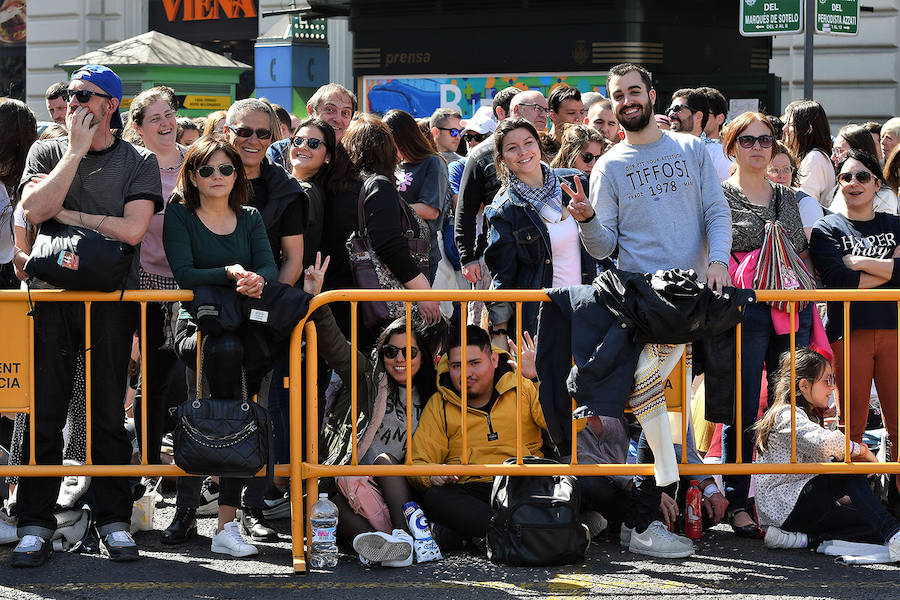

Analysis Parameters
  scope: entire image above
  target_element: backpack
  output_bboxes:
[486,456,588,566]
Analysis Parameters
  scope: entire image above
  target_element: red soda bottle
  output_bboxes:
[685,480,702,540]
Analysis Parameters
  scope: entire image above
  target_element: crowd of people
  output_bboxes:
[1,59,900,569]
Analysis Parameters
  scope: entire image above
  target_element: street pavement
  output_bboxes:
[0,492,897,600]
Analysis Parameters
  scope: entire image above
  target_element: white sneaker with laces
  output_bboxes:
[764,526,808,550]
[353,530,413,566]
[628,520,694,558]
[382,529,414,567]
[211,521,259,557]
[0,519,18,545]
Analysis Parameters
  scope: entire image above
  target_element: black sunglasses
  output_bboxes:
[437,127,461,137]
[291,136,323,150]
[666,104,698,116]
[229,126,273,140]
[381,344,419,360]
[195,164,236,178]
[65,89,113,104]
[579,152,601,164]
[464,132,489,143]
[838,170,874,185]
[737,134,775,149]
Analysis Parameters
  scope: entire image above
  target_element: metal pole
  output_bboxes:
[803,0,814,98]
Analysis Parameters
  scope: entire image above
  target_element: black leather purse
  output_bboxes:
[173,339,273,479]
[24,219,134,291]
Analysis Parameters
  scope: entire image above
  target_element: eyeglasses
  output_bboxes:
[381,344,419,360]
[579,152,601,164]
[64,89,113,104]
[229,126,273,140]
[767,166,795,176]
[437,127,461,137]
[518,103,549,115]
[666,104,698,116]
[464,132,489,143]
[737,134,775,149]
[291,136,323,150]
[821,374,836,388]
[195,164,236,178]
[838,170,874,185]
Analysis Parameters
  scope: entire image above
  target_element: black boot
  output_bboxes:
[161,506,197,545]
[240,507,278,542]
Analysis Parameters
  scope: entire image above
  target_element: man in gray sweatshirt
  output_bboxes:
[567,63,732,290]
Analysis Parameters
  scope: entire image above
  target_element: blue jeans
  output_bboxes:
[723,301,813,511]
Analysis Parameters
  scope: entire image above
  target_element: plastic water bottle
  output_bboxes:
[309,493,339,568]
[685,480,702,540]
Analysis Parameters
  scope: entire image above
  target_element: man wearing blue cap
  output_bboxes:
[15,64,162,567]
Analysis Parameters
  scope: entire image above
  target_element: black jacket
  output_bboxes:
[454,136,499,265]
[535,269,754,453]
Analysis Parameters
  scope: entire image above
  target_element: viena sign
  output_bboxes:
[740,0,803,36]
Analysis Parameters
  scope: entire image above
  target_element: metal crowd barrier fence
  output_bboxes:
[1,288,899,574]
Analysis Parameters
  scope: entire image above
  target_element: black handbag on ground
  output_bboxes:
[24,219,134,291]
[173,338,274,479]
[486,456,589,566]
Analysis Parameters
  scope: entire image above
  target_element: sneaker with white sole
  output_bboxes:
[10,535,51,568]
[196,478,219,517]
[211,521,258,558]
[764,526,808,550]
[0,519,18,545]
[100,530,140,562]
[353,530,413,566]
[262,490,291,520]
[382,530,415,567]
[582,510,608,540]
[628,520,694,558]
[889,534,900,562]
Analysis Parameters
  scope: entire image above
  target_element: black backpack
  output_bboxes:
[486,456,588,566]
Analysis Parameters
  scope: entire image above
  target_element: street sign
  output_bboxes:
[740,0,804,36]
[815,0,859,35]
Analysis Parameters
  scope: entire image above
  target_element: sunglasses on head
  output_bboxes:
[65,89,113,104]
[195,164,235,178]
[838,170,874,185]
[579,152,601,164]
[737,134,775,149]
[229,126,273,140]
[381,344,419,360]
[464,132,489,143]
[290,136,323,150]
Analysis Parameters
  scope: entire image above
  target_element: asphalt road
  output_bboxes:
[0,494,897,600]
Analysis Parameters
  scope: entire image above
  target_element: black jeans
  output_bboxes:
[580,475,628,529]
[422,481,493,540]
[17,302,137,539]
[781,474,900,545]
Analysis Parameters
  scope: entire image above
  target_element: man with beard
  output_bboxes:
[668,88,730,182]
[566,63,732,559]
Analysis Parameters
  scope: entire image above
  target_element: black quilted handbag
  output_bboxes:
[173,339,273,479]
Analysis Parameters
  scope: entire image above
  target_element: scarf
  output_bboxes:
[509,163,563,223]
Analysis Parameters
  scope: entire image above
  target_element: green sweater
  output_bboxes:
[163,202,278,289]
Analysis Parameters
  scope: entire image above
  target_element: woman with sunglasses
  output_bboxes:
[720,112,814,539]
[484,118,602,338]
[162,136,279,558]
[783,100,835,208]
[752,348,900,558]
[810,150,900,498]
[550,124,608,177]
[313,303,443,566]
[384,109,449,283]
[830,125,899,217]
[767,141,823,240]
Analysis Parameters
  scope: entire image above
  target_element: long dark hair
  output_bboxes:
[292,117,358,196]
[343,113,399,179]
[836,149,884,184]
[174,135,249,214]
[836,124,878,158]
[784,100,833,160]
[374,317,438,401]
[0,99,37,201]
[493,117,541,185]
[383,109,439,166]
[885,145,900,194]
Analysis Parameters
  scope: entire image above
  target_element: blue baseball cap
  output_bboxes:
[70,64,124,130]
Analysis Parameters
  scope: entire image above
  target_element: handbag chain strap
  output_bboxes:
[193,334,250,411]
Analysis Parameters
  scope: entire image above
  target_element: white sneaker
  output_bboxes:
[582,510,608,539]
[889,534,900,562]
[211,521,258,558]
[628,521,694,558]
[0,519,18,545]
[764,526,808,550]
[353,530,413,566]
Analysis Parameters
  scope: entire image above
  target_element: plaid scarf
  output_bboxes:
[509,163,563,224]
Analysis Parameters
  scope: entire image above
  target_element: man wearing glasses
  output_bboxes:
[510,90,549,132]
[668,88,731,182]
[14,64,161,567]
[429,107,464,163]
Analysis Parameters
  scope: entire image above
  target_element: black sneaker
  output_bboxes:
[11,535,52,568]
[240,508,278,542]
[100,530,140,562]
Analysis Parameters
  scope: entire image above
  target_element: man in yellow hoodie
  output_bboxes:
[409,325,546,546]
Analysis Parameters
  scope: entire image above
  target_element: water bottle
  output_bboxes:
[685,480,702,540]
[309,493,339,568]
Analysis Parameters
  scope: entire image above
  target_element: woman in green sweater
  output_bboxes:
[162,135,277,558]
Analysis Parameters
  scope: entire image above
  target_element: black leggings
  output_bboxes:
[335,454,414,542]
[782,474,900,546]
[421,481,493,540]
